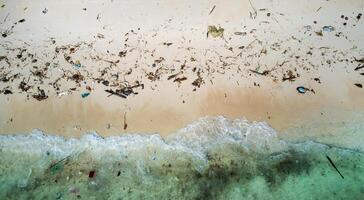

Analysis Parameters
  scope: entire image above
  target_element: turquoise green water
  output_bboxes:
[0,117,363,199]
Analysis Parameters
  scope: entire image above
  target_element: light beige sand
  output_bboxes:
[1,71,364,138]
[0,0,364,139]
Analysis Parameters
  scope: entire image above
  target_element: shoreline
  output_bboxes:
[1,72,364,139]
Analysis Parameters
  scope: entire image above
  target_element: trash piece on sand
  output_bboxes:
[250,69,271,76]
[322,26,335,32]
[326,155,344,179]
[354,65,364,71]
[207,25,224,38]
[42,8,48,14]
[354,57,364,63]
[315,31,323,36]
[297,86,310,94]
[58,91,69,97]
[74,60,81,68]
[81,92,90,98]
[123,112,128,130]
[297,86,314,94]
[234,32,247,36]
[354,83,362,88]
[32,87,48,101]
[3,89,12,95]
[209,5,216,15]
[105,83,143,98]
[105,89,127,98]
[88,170,95,178]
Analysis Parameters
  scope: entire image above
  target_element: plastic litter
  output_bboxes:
[81,92,90,98]
[322,26,335,32]
[89,171,96,178]
[74,60,81,68]
[297,86,307,94]
[58,91,69,97]
[42,8,48,14]
[207,26,224,38]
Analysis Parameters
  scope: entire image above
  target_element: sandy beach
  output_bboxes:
[1,1,364,199]
[0,0,363,140]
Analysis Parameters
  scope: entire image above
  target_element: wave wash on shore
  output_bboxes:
[0,116,363,200]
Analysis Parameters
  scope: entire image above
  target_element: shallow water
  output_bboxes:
[0,116,363,200]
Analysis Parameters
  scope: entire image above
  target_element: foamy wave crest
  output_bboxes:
[0,116,363,199]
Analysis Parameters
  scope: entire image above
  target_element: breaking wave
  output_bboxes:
[0,116,363,199]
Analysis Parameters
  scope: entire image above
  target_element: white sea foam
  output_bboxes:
[0,116,363,199]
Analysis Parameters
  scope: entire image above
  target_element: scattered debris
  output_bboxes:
[105,89,127,98]
[0,11,362,103]
[102,80,109,86]
[58,91,69,97]
[282,70,297,82]
[192,77,204,89]
[49,155,71,174]
[207,26,224,38]
[3,89,12,95]
[315,31,323,36]
[248,0,257,19]
[105,83,143,98]
[296,86,315,94]
[88,170,96,178]
[123,112,128,130]
[322,26,335,32]
[81,92,90,98]
[326,155,344,179]
[313,78,321,84]
[354,65,364,71]
[163,42,173,46]
[354,57,364,63]
[74,60,81,68]
[234,32,247,36]
[70,73,84,83]
[174,77,187,84]
[354,83,362,88]
[97,33,105,39]
[357,13,362,20]
[42,8,48,14]
[118,50,127,57]
[68,187,79,194]
[249,69,271,76]
[32,87,48,101]
[167,73,181,80]
[209,5,216,15]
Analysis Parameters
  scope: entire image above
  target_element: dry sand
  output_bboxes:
[0,0,364,139]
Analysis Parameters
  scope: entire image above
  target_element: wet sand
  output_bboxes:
[1,69,364,138]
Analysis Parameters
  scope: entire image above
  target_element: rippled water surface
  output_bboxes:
[1,117,363,199]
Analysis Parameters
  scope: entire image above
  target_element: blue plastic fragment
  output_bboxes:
[74,63,81,68]
[297,86,307,94]
[322,26,335,32]
[81,92,90,98]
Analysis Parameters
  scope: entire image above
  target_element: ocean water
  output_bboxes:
[0,116,363,200]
